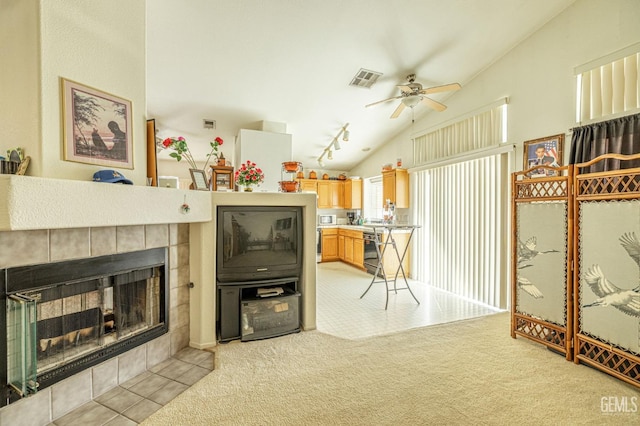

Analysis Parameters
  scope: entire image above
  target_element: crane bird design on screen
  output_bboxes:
[516,236,560,299]
[582,232,640,318]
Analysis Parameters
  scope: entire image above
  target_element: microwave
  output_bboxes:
[318,214,337,226]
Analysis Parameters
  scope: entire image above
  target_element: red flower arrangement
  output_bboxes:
[235,160,264,188]
[161,136,223,170]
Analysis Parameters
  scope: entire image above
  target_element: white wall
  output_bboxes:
[350,0,640,178]
[0,0,41,174]
[2,0,147,184]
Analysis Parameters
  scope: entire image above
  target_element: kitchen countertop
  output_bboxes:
[317,224,417,233]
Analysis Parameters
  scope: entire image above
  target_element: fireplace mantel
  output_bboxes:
[0,175,211,231]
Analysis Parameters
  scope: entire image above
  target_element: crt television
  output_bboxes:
[216,206,303,283]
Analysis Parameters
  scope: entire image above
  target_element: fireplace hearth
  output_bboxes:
[1,248,169,407]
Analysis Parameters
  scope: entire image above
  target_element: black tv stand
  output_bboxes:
[217,277,300,342]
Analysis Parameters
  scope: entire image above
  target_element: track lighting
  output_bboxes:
[316,122,349,166]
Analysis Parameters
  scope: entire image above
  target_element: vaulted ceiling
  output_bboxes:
[146,0,576,171]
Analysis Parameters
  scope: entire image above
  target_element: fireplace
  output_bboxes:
[1,247,168,407]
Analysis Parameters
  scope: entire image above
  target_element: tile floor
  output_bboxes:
[53,261,501,424]
[316,261,503,340]
[50,347,214,425]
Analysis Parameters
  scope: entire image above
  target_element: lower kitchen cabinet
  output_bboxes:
[380,231,411,277]
[353,237,364,266]
[338,228,364,268]
[321,228,339,261]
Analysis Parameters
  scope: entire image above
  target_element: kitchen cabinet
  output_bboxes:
[382,169,409,208]
[353,238,364,267]
[380,231,410,277]
[338,228,364,268]
[321,228,339,261]
[338,234,345,259]
[297,178,317,192]
[344,179,362,209]
[317,181,344,209]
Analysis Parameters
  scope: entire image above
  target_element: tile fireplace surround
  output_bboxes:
[0,175,317,424]
[0,175,211,424]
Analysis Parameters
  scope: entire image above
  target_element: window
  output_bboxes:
[413,100,508,165]
[363,176,383,221]
[576,44,640,123]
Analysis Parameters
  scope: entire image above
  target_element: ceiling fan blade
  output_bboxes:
[390,102,406,119]
[365,95,402,108]
[397,84,413,93]
[421,96,447,112]
[421,83,461,95]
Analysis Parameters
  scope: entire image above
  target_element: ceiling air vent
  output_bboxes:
[349,68,383,89]
[203,119,216,129]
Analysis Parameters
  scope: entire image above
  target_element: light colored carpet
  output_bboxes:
[142,313,639,425]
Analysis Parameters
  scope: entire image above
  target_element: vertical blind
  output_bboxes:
[412,153,507,308]
[413,103,506,165]
[578,51,640,122]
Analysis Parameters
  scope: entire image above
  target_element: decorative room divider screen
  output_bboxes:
[573,153,640,388]
[511,153,640,388]
[511,163,574,360]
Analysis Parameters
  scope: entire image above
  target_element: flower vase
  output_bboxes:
[244,186,253,192]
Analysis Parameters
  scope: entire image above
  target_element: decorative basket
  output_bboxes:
[282,161,301,173]
[0,160,20,174]
[279,180,299,193]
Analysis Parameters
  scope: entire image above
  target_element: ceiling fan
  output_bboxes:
[366,74,461,118]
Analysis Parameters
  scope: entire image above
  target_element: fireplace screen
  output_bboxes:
[2,248,168,406]
[7,294,37,398]
[12,268,160,376]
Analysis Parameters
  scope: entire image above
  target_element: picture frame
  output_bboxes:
[146,119,158,186]
[190,169,209,190]
[523,134,564,176]
[62,78,133,169]
[210,165,235,191]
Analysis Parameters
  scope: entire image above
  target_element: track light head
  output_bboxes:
[333,138,341,151]
[342,130,349,142]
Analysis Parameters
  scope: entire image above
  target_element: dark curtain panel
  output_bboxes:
[569,113,640,173]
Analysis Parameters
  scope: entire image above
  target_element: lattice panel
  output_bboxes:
[515,316,566,352]
[577,337,640,387]
[577,172,640,197]
[514,179,568,200]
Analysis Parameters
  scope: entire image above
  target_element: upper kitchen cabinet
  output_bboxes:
[344,179,362,209]
[382,169,409,208]
[317,180,343,209]
[297,178,318,192]
[235,128,292,192]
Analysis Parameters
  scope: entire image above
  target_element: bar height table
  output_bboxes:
[360,224,421,309]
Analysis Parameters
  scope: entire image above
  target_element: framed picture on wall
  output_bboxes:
[62,78,133,169]
[523,134,564,176]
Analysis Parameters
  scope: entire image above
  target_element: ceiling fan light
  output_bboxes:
[401,95,421,108]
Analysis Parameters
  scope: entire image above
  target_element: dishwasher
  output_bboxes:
[362,231,383,276]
